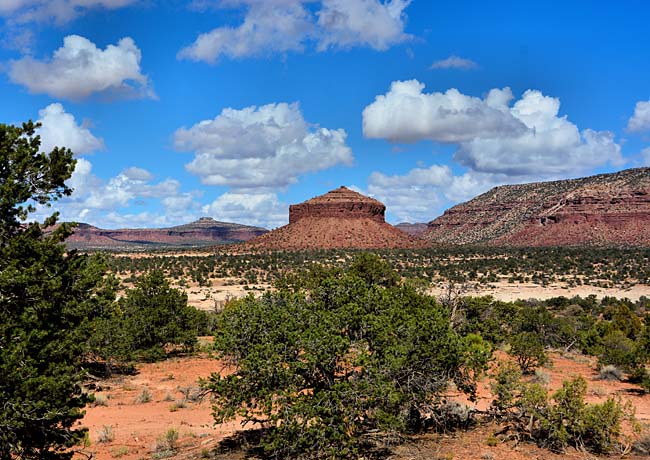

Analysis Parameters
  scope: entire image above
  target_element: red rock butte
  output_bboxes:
[243,186,427,250]
[289,186,385,224]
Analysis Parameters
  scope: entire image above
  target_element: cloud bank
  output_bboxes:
[9,35,155,100]
[174,102,353,190]
[178,0,412,63]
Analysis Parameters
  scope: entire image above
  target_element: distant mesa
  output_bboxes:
[395,222,429,237]
[423,167,650,247]
[65,217,267,250]
[243,186,427,250]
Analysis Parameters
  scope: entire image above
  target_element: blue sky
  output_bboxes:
[1,0,650,229]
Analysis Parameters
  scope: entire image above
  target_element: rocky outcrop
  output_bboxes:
[66,217,268,250]
[423,168,650,247]
[289,186,385,223]
[243,187,427,250]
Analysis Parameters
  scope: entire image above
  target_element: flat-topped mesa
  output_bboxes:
[243,186,426,250]
[423,167,650,247]
[289,186,386,224]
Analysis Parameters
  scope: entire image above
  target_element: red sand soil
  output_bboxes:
[76,354,237,460]
[76,351,650,460]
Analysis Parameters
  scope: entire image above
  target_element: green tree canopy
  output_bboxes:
[0,121,108,459]
[206,255,489,459]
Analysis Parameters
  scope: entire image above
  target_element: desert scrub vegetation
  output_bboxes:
[105,245,650,290]
[204,254,492,459]
[84,269,216,370]
[492,371,633,454]
[198,254,650,458]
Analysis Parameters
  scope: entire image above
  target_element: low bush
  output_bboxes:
[598,365,623,381]
[496,372,629,454]
[509,332,547,374]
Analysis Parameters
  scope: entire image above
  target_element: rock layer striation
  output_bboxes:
[423,168,650,246]
[289,186,385,223]
[244,187,426,250]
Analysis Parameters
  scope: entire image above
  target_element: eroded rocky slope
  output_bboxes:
[243,186,427,250]
[423,168,650,246]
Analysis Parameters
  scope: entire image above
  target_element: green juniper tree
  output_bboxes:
[206,254,489,459]
[0,121,109,459]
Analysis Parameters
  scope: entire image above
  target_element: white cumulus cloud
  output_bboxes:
[316,0,411,51]
[174,102,353,190]
[363,81,624,177]
[178,0,412,63]
[36,159,202,228]
[627,99,650,134]
[178,0,312,63]
[36,103,104,155]
[9,35,155,100]
[429,55,478,70]
[455,90,624,176]
[362,80,526,143]
[203,191,288,228]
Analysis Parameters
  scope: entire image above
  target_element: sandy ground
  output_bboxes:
[428,281,650,302]
[77,354,239,460]
[76,350,650,460]
[181,280,650,311]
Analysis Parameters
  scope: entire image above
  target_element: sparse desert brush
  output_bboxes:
[135,387,152,403]
[590,385,609,397]
[111,446,129,458]
[169,399,186,411]
[153,427,179,456]
[97,425,115,443]
[178,385,203,403]
[598,365,623,381]
[633,432,650,456]
[92,393,108,406]
[531,368,551,385]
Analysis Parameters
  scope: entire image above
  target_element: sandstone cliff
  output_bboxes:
[423,168,650,247]
[243,187,426,250]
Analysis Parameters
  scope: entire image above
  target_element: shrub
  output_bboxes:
[515,376,626,454]
[135,387,152,403]
[89,270,200,364]
[490,361,523,412]
[205,256,479,459]
[509,332,547,374]
[532,368,551,385]
[598,364,623,381]
[92,393,109,406]
[154,428,179,454]
[599,330,636,369]
[96,426,115,444]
